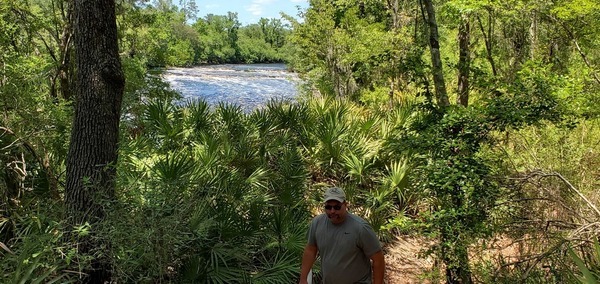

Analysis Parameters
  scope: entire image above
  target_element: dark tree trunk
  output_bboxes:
[66,0,124,282]
[58,9,73,101]
[441,231,473,284]
[47,0,74,101]
[457,14,470,107]
[422,0,449,107]
[386,0,400,30]
[476,11,497,77]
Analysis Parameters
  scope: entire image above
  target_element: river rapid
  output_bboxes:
[161,64,301,112]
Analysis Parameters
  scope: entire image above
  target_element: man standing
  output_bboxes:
[299,187,385,284]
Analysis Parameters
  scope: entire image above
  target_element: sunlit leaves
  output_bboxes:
[552,0,600,20]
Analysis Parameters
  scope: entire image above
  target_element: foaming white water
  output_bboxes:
[162,64,300,111]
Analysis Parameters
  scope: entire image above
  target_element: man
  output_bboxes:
[299,187,385,284]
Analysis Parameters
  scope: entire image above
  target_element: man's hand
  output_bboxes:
[370,250,385,284]
[299,244,318,284]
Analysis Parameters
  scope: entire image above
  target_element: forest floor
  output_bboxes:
[383,236,436,284]
[383,235,522,283]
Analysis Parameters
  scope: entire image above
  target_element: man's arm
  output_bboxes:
[370,250,385,284]
[299,244,318,284]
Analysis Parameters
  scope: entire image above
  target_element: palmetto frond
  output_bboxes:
[264,100,312,142]
[215,102,247,140]
[180,242,250,284]
[265,206,309,252]
[384,158,420,214]
[249,107,279,138]
[245,167,270,190]
[183,99,214,136]
[142,99,189,149]
[309,99,351,173]
[268,145,308,207]
[342,152,373,184]
[385,159,410,190]
[151,151,198,185]
[251,251,300,284]
[388,96,420,129]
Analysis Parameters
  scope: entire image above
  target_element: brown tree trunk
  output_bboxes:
[58,6,73,101]
[47,0,74,101]
[422,0,449,107]
[559,22,600,85]
[476,11,497,77]
[387,0,400,30]
[443,242,473,284]
[529,10,538,60]
[66,0,124,281]
[457,14,470,107]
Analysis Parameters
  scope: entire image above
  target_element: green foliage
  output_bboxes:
[386,82,562,278]
[4,0,600,282]
[0,203,81,283]
[116,2,292,67]
[235,19,290,63]
[569,240,600,283]
[484,61,565,130]
[103,94,313,282]
[166,39,195,66]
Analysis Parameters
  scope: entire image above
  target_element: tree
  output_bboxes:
[194,13,241,63]
[457,13,470,106]
[66,0,125,282]
[422,0,449,107]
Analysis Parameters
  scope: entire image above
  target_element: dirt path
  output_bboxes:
[384,236,435,284]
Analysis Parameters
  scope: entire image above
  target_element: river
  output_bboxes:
[161,64,301,112]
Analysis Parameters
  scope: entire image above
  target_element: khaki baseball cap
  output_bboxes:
[324,187,345,203]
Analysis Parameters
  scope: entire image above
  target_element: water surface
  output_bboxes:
[162,64,300,111]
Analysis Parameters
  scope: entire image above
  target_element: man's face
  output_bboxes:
[324,200,347,224]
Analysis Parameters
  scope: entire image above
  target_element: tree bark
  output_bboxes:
[44,0,73,100]
[457,13,470,107]
[559,22,600,85]
[442,235,474,284]
[386,0,400,30]
[57,3,73,101]
[66,0,124,281]
[422,0,449,107]
[529,10,537,60]
[476,11,497,77]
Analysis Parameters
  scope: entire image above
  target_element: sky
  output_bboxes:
[193,0,309,25]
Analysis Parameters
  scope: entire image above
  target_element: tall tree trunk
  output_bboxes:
[457,14,470,107]
[442,232,473,284]
[559,22,600,85]
[66,0,124,282]
[441,191,473,284]
[58,4,73,101]
[476,11,497,77]
[387,0,400,30]
[422,0,449,107]
[386,0,401,107]
[529,10,537,60]
[46,0,73,100]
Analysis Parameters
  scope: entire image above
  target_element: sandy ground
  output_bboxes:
[383,236,436,284]
[382,235,527,284]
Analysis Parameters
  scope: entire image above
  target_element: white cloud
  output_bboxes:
[246,4,262,16]
[246,0,276,16]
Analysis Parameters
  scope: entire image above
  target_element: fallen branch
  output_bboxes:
[549,171,600,218]
[0,126,62,199]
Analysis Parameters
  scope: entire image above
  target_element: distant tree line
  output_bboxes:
[2,0,600,283]
[118,0,295,67]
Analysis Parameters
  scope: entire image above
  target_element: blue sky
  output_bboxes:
[193,0,309,25]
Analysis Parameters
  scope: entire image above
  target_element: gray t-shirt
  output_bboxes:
[307,213,382,284]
